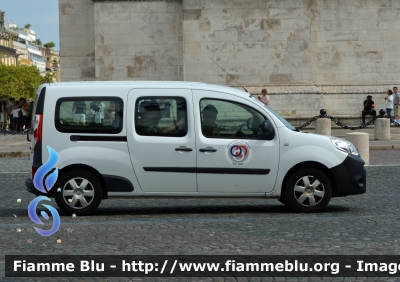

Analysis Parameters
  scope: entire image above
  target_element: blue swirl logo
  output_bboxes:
[28,146,61,237]
[33,146,59,193]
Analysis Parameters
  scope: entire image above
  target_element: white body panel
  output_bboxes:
[271,127,348,196]
[193,90,280,193]
[126,88,196,193]
[40,85,140,194]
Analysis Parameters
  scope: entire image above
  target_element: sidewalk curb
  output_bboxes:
[370,145,393,150]
[370,144,400,150]
[0,151,30,157]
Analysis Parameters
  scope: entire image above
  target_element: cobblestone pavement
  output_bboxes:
[0,156,400,281]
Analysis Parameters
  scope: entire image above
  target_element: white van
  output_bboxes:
[26,81,366,215]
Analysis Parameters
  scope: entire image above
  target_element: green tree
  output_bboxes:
[42,72,55,83]
[24,23,31,29]
[34,39,42,46]
[43,42,55,49]
[0,63,44,100]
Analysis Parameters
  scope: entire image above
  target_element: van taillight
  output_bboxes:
[32,167,38,178]
[33,114,43,149]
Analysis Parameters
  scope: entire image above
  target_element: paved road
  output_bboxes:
[0,154,399,281]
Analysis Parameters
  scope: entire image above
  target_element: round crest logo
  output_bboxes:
[226,140,252,165]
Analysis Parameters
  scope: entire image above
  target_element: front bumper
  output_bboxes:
[25,177,47,196]
[330,154,366,197]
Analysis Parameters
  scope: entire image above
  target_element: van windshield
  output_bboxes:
[250,96,296,131]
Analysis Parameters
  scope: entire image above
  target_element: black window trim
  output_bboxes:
[135,96,188,138]
[55,96,124,134]
[199,97,268,140]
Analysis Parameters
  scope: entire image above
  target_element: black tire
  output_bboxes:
[278,197,287,205]
[54,170,103,215]
[284,168,332,213]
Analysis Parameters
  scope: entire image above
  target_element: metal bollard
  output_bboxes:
[346,132,369,165]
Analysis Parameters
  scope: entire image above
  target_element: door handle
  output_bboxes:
[199,147,217,153]
[70,135,80,142]
[175,146,193,152]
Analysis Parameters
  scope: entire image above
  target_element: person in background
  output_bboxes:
[106,101,116,124]
[89,101,105,124]
[11,103,21,134]
[201,104,219,137]
[393,115,400,124]
[362,95,376,125]
[258,89,270,106]
[7,98,15,131]
[73,100,87,126]
[393,87,400,116]
[136,102,185,134]
[384,89,394,124]
[19,98,30,132]
[0,95,8,131]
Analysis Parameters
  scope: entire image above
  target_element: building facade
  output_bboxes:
[43,47,61,82]
[0,11,17,66]
[59,0,400,122]
[4,22,61,79]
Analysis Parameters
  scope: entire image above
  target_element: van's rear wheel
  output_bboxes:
[54,170,102,215]
[284,168,332,213]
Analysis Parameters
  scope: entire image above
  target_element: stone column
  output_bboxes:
[346,132,369,165]
[59,0,95,81]
[315,118,331,136]
[374,118,390,140]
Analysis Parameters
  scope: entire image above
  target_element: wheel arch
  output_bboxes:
[280,161,337,200]
[51,164,108,199]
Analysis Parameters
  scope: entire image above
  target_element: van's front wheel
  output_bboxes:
[284,168,332,213]
[54,170,102,215]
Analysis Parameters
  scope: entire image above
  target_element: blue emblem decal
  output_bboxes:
[33,146,59,193]
[29,146,61,237]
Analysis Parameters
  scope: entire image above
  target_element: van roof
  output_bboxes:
[44,81,249,97]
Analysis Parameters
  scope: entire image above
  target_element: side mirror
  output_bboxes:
[261,120,275,140]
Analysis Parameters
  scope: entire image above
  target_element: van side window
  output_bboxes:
[135,97,187,137]
[55,97,123,134]
[200,99,267,139]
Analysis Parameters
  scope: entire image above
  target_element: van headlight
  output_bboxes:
[330,138,359,155]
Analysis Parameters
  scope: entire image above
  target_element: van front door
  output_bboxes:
[127,89,196,192]
[193,91,279,194]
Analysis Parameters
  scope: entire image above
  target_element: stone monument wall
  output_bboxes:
[93,1,183,81]
[59,0,400,121]
[60,0,96,80]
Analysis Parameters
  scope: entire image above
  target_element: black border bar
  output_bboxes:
[6,255,400,277]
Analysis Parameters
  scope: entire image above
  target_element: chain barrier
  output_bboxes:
[296,109,400,130]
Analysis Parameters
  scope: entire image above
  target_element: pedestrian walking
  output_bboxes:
[258,89,270,106]
[384,89,394,124]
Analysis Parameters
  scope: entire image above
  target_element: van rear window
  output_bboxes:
[55,97,123,134]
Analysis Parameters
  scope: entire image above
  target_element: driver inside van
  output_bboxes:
[136,101,185,135]
[201,104,220,137]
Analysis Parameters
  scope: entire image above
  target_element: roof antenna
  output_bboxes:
[209,56,248,92]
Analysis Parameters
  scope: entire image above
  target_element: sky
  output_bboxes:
[0,0,59,51]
